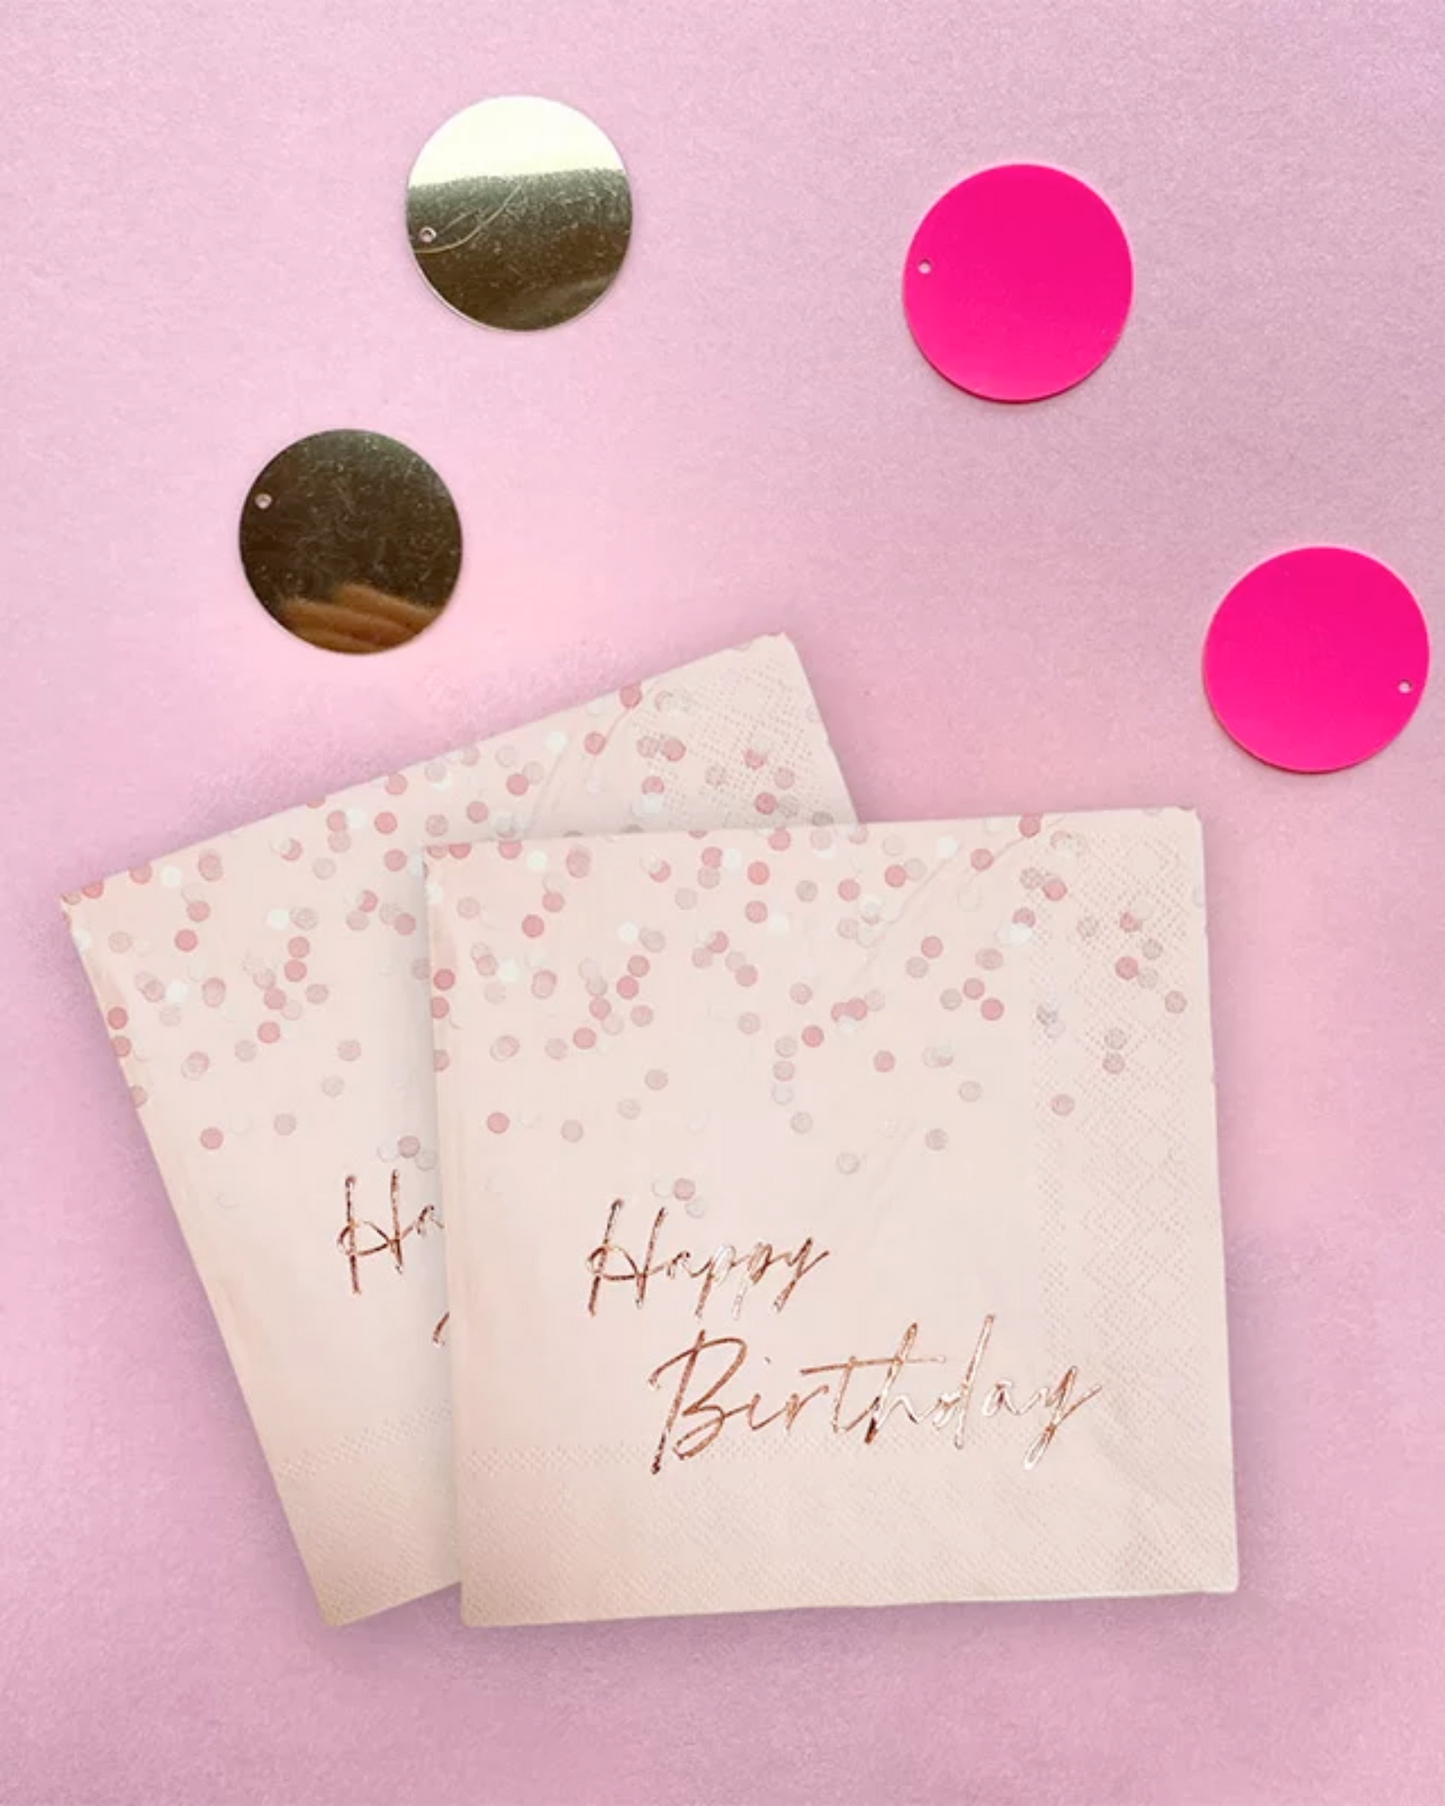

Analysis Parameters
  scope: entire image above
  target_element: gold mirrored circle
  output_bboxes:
[406,95,632,331]
[239,430,462,655]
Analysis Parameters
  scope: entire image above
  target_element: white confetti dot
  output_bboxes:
[160,865,183,889]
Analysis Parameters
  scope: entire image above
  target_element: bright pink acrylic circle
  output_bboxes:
[1203,547,1429,772]
[902,164,1133,402]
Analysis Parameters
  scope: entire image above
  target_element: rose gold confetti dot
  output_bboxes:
[158,1005,182,1028]
[773,1060,795,1081]
[106,1007,128,1030]
[282,960,304,983]
[981,998,1004,1021]
[257,1022,281,1045]
[1051,1094,1076,1117]
[130,1085,147,1107]
[108,931,132,952]
[736,965,758,987]
[874,1051,895,1073]
[958,1080,983,1103]
[789,984,814,1009]
[430,997,449,1020]
[198,854,223,881]
[641,775,665,796]
[768,829,792,852]
[574,1027,597,1049]
[791,1112,812,1134]
[796,879,818,903]
[235,1039,256,1062]
[618,1098,641,1120]
[918,935,943,960]
[644,1069,668,1091]
[187,901,211,924]
[395,914,417,937]
[173,929,197,953]
[836,1152,860,1175]
[338,1039,361,1062]
[1103,1052,1126,1075]
[924,1128,949,1151]
[631,1005,654,1027]
[397,1135,421,1158]
[641,928,665,954]
[1043,878,1067,902]
[970,848,993,872]
[433,1049,450,1074]
[1116,956,1139,980]
[589,997,611,1021]
[628,954,651,977]
[906,956,928,978]
[755,792,777,814]
[1142,938,1163,961]
[560,1119,584,1143]
[1165,990,1187,1013]
[745,900,768,924]
[198,1125,224,1151]
[261,988,284,1011]
[976,948,1004,971]
[112,1035,132,1057]
[1138,968,1160,991]
[129,866,152,885]
[487,1112,509,1134]
[738,1013,761,1035]
[837,878,860,903]
[881,864,906,888]
[274,1114,296,1136]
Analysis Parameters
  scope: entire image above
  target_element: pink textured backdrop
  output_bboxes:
[2,1,1442,1801]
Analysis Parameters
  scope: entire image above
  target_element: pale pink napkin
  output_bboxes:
[63,636,855,1622]
[430,809,1236,1626]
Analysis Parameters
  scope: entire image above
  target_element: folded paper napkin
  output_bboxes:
[62,636,855,1623]
[428,810,1236,1626]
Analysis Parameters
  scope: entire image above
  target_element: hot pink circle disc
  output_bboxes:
[1203,547,1429,773]
[902,164,1133,402]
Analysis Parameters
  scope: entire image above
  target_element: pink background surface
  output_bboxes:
[2,2,1443,1802]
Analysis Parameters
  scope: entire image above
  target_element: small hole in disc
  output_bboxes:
[1399,680,1413,694]
[917,259,932,275]
[254,493,272,510]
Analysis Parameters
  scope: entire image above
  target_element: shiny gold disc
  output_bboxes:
[239,430,462,655]
[406,96,632,331]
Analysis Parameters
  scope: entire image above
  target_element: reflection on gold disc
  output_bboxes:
[239,430,461,655]
[406,96,632,331]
